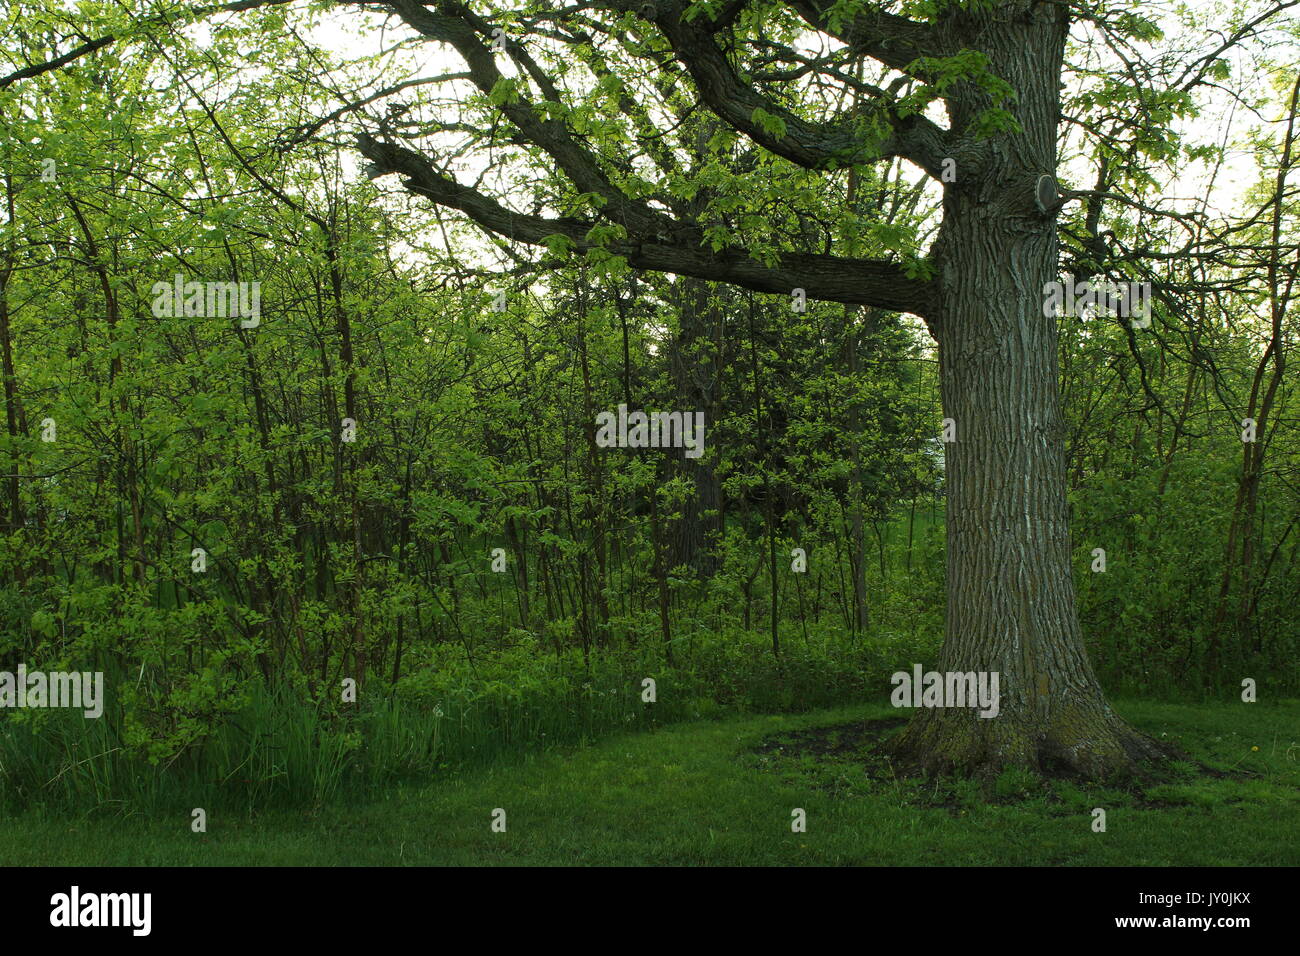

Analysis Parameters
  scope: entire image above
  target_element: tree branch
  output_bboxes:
[370,0,678,237]
[602,0,966,177]
[785,0,952,74]
[356,132,937,316]
[0,0,300,90]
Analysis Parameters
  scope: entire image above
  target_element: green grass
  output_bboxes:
[1,698,1295,865]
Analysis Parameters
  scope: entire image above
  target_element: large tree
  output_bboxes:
[343,0,1291,777]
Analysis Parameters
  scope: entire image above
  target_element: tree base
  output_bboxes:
[886,700,1178,781]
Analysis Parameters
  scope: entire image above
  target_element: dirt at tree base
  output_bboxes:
[747,716,1244,814]
[886,705,1183,783]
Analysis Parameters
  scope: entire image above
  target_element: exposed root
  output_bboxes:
[886,704,1181,782]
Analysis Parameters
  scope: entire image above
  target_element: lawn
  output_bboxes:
[2,699,1295,866]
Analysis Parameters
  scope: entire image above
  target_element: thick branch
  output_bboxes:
[357,132,937,316]
[785,0,952,73]
[604,0,961,176]
[375,0,677,237]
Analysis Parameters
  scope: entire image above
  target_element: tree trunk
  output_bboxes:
[668,278,722,577]
[890,4,1165,778]
[844,307,869,636]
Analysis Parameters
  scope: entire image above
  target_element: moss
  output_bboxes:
[887,698,1179,781]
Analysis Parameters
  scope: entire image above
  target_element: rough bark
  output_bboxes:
[888,2,1165,778]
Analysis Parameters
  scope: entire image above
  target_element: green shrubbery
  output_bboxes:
[0,618,896,814]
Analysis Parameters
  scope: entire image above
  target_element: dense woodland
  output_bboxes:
[0,0,1297,809]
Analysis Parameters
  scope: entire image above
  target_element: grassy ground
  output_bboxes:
[1,698,1295,865]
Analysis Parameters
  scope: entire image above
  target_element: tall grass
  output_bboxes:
[0,630,880,816]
